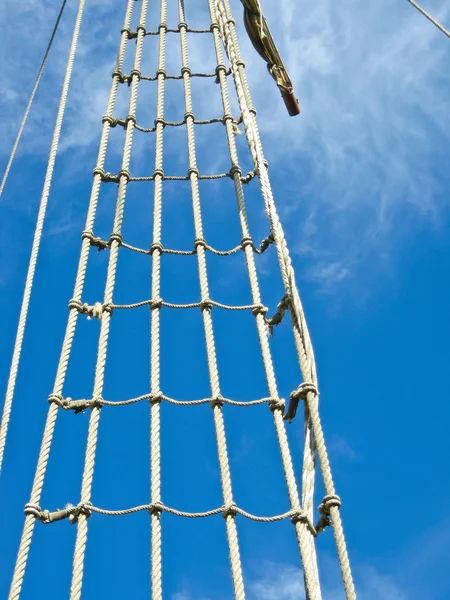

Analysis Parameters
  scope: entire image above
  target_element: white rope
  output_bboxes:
[215,0,356,596]
[8,1,138,598]
[0,0,76,473]
[178,0,245,596]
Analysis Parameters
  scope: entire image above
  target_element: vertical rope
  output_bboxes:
[8,2,137,598]
[150,0,168,597]
[208,3,321,598]
[0,0,80,473]
[177,1,245,597]
[214,1,356,597]
[70,2,149,598]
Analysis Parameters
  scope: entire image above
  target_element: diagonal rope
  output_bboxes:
[406,0,450,38]
[0,0,79,474]
[215,0,355,597]
[208,2,321,598]
[0,0,68,199]
[8,1,138,597]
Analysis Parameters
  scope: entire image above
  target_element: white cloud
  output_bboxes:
[247,560,407,600]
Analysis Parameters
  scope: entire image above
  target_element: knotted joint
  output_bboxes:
[118,169,131,183]
[156,68,167,79]
[48,393,67,409]
[69,300,113,320]
[121,27,137,40]
[112,70,128,83]
[184,111,195,122]
[109,232,123,246]
[150,298,163,310]
[136,23,147,35]
[24,503,43,520]
[125,114,137,126]
[268,398,286,413]
[178,21,188,30]
[236,59,245,68]
[69,502,93,524]
[181,66,191,77]
[102,115,117,126]
[259,232,274,253]
[222,113,234,124]
[153,168,165,179]
[148,501,164,516]
[187,166,200,178]
[158,22,168,32]
[149,392,163,405]
[129,69,141,82]
[241,236,254,250]
[194,237,207,250]
[284,381,319,423]
[215,64,227,83]
[210,394,224,409]
[82,231,109,251]
[290,510,318,537]
[154,117,166,128]
[149,242,164,255]
[210,22,219,32]
[316,495,341,532]
[93,167,119,183]
[200,298,213,312]
[222,504,238,519]
[227,17,236,26]
[252,304,268,317]
[228,164,242,179]
[266,294,290,335]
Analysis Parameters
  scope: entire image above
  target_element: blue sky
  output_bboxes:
[1,0,450,598]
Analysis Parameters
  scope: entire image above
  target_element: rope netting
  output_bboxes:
[4,0,357,598]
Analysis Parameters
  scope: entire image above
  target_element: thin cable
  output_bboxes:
[0,0,68,198]
[407,0,450,38]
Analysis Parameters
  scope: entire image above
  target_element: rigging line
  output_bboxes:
[0,0,69,198]
[0,0,82,475]
[406,0,450,38]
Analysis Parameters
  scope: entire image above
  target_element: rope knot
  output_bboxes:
[156,68,167,79]
[118,169,131,182]
[184,111,195,122]
[210,394,224,409]
[24,503,43,519]
[69,502,92,524]
[187,166,200,178]
[228,164,242,179]
[48,393,64,408]
[102,115,117,127]
[154,117,166,128]
[153,168,165,179]
[112,70,128,84]
[150,298,163,310]
[290,509,308,525]
[68,299,83,312]
[149,242,164,255]
[158,22,168,32]
[284,382,319,423]
[241,236,254,250]
[200,298,213,312]
[215,64,227,83]
[136,23,147,35]
[252,304,268,317]
[316,495,341,532]
[129,69,142,82]
[194,237,207,251]
[148,501,164,516]
[268,397,285,413]
[90,397,103,410]
[222,503,238,519]
[109,232,123,246]
[181,66,192,77]
[125,114,137,126]
[149,392,163,405]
